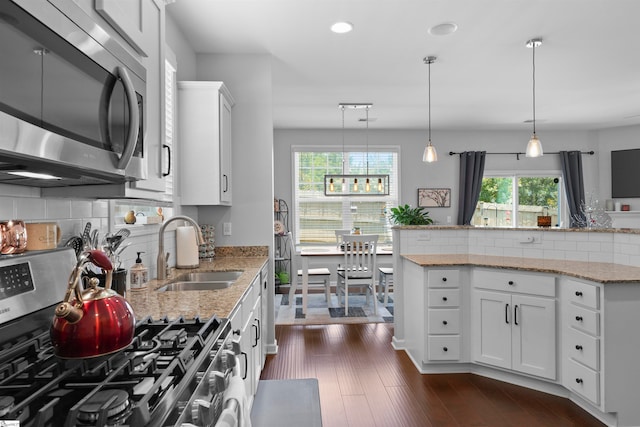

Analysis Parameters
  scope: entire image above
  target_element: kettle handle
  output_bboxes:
[105,269,113,290]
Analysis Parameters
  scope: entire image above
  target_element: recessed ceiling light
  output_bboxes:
[331,21,353,34]
[428,22,458,36]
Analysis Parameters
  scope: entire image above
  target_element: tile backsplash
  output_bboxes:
[399,227,640,267]
[2,195,174,285]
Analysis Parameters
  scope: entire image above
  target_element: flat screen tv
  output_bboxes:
[611,149,640,198]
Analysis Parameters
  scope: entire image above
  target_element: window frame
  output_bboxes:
[476,170,567,228]
[291,145,400,245]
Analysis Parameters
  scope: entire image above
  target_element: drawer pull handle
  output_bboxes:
[575,378,583,384]
[233,329,241,336]
[575,316,583,322]
[442,320,448,325]
[443,347,448,352]
[508,280,514,285]
[575,345,583,350]
[442,297,448,301]
[575,291,583,296]
[442,277,447,282]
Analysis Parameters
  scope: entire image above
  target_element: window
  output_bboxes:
[293,148,398,244]
[472,173,563,227]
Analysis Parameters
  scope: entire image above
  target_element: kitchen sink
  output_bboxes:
[173,271,243,282]
[157,270,244,292]
[157,281,234,292]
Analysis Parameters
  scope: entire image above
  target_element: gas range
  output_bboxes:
[0,249,239,427]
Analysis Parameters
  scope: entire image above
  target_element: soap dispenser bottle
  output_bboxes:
[130,252,148,288]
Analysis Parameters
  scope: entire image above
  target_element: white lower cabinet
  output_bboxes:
[402,257,640,426]
[561,279,601,406]
[471,270,556,380]
[403,261,464,368]
[229,273,263,405]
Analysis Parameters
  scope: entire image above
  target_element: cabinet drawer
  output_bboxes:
[567,305,599,336]
[428,309,460,334]
[474,269,555,297]
[428,289,460,307]
[566,359,600,405]
[427,269,460,288]
[566,280,599,310]
[566,328,599,371]
[427,336,461,361]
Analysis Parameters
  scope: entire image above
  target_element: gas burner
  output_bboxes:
[76,390,131,426]
[159,329,188,347]
[0,396,15,417]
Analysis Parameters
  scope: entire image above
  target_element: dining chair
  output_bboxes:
[336,234,378,315]
[334,229,351,249]
[378,267,393,305]
[285,233,332,304]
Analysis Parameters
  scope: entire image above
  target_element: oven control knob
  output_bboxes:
[209,371,225,395]
[191,399,214,426]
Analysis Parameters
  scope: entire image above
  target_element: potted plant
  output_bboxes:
[276,270,290,284]
[389,204,434,225]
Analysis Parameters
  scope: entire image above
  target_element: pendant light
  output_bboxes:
[324,104,389,196]
[422,56,438,163]
[525,38,543,157]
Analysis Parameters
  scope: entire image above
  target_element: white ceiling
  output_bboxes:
[167,0,640,132]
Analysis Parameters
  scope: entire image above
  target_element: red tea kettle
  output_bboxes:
[50,250,136,358]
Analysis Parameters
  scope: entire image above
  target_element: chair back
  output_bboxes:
[335,229,351,248]
[341,234,378,278]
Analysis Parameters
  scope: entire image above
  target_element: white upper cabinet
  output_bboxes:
[178,81,235,206]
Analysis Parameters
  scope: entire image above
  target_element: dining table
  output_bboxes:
[295,244,393,314]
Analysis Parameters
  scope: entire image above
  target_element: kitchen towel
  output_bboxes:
[176,226,199,268]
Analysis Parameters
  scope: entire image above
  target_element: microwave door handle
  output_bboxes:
[114,66,139,170]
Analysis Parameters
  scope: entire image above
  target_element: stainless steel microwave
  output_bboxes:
[0,0,146,187]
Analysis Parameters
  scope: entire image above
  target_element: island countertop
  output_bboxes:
[402,253,640,283]
[126,250,268,320]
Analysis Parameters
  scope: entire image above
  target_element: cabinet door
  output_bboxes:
[472,290,511,369]
[240,311,254,399]
[219,92,233,204]
[129,0,169,194]
[512,294,556,380]
[251,297,262,396]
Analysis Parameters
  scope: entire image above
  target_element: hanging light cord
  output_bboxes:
[428,60,432,142]
[532,42,536,135]
[341,105,346,174]
[365,105,369,175]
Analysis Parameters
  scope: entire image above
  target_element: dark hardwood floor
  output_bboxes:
[260,323,605,427]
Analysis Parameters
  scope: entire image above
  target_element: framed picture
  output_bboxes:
[418,188,451,207]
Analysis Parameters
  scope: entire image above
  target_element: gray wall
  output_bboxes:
[274,128,602,225]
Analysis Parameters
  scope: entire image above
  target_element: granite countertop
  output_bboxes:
[393,225,640,234]
[126,249,268,320]
[402,253,640,284]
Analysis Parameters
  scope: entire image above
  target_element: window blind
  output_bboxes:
[293,149,398,244]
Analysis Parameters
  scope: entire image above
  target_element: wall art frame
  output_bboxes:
[418,188,451,207]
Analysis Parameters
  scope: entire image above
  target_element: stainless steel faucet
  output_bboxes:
[156,215,205,280]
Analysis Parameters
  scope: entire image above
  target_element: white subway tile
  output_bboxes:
[71,201,92,218]
[16,198,45,220]
[46,199,71,219]
[0,197,15,219]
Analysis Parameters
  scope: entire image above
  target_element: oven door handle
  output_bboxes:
[115,66,139,170]
[240,351,248,380]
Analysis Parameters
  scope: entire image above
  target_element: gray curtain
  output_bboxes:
[560,150,586,227]
[457,151,486,225]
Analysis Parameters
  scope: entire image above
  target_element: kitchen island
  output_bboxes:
[393,226,640,427]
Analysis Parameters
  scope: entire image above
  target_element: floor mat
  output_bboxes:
[275,292,394,325]
[250,379,322,427]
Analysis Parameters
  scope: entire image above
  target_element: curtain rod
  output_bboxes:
[448,150,595,160]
